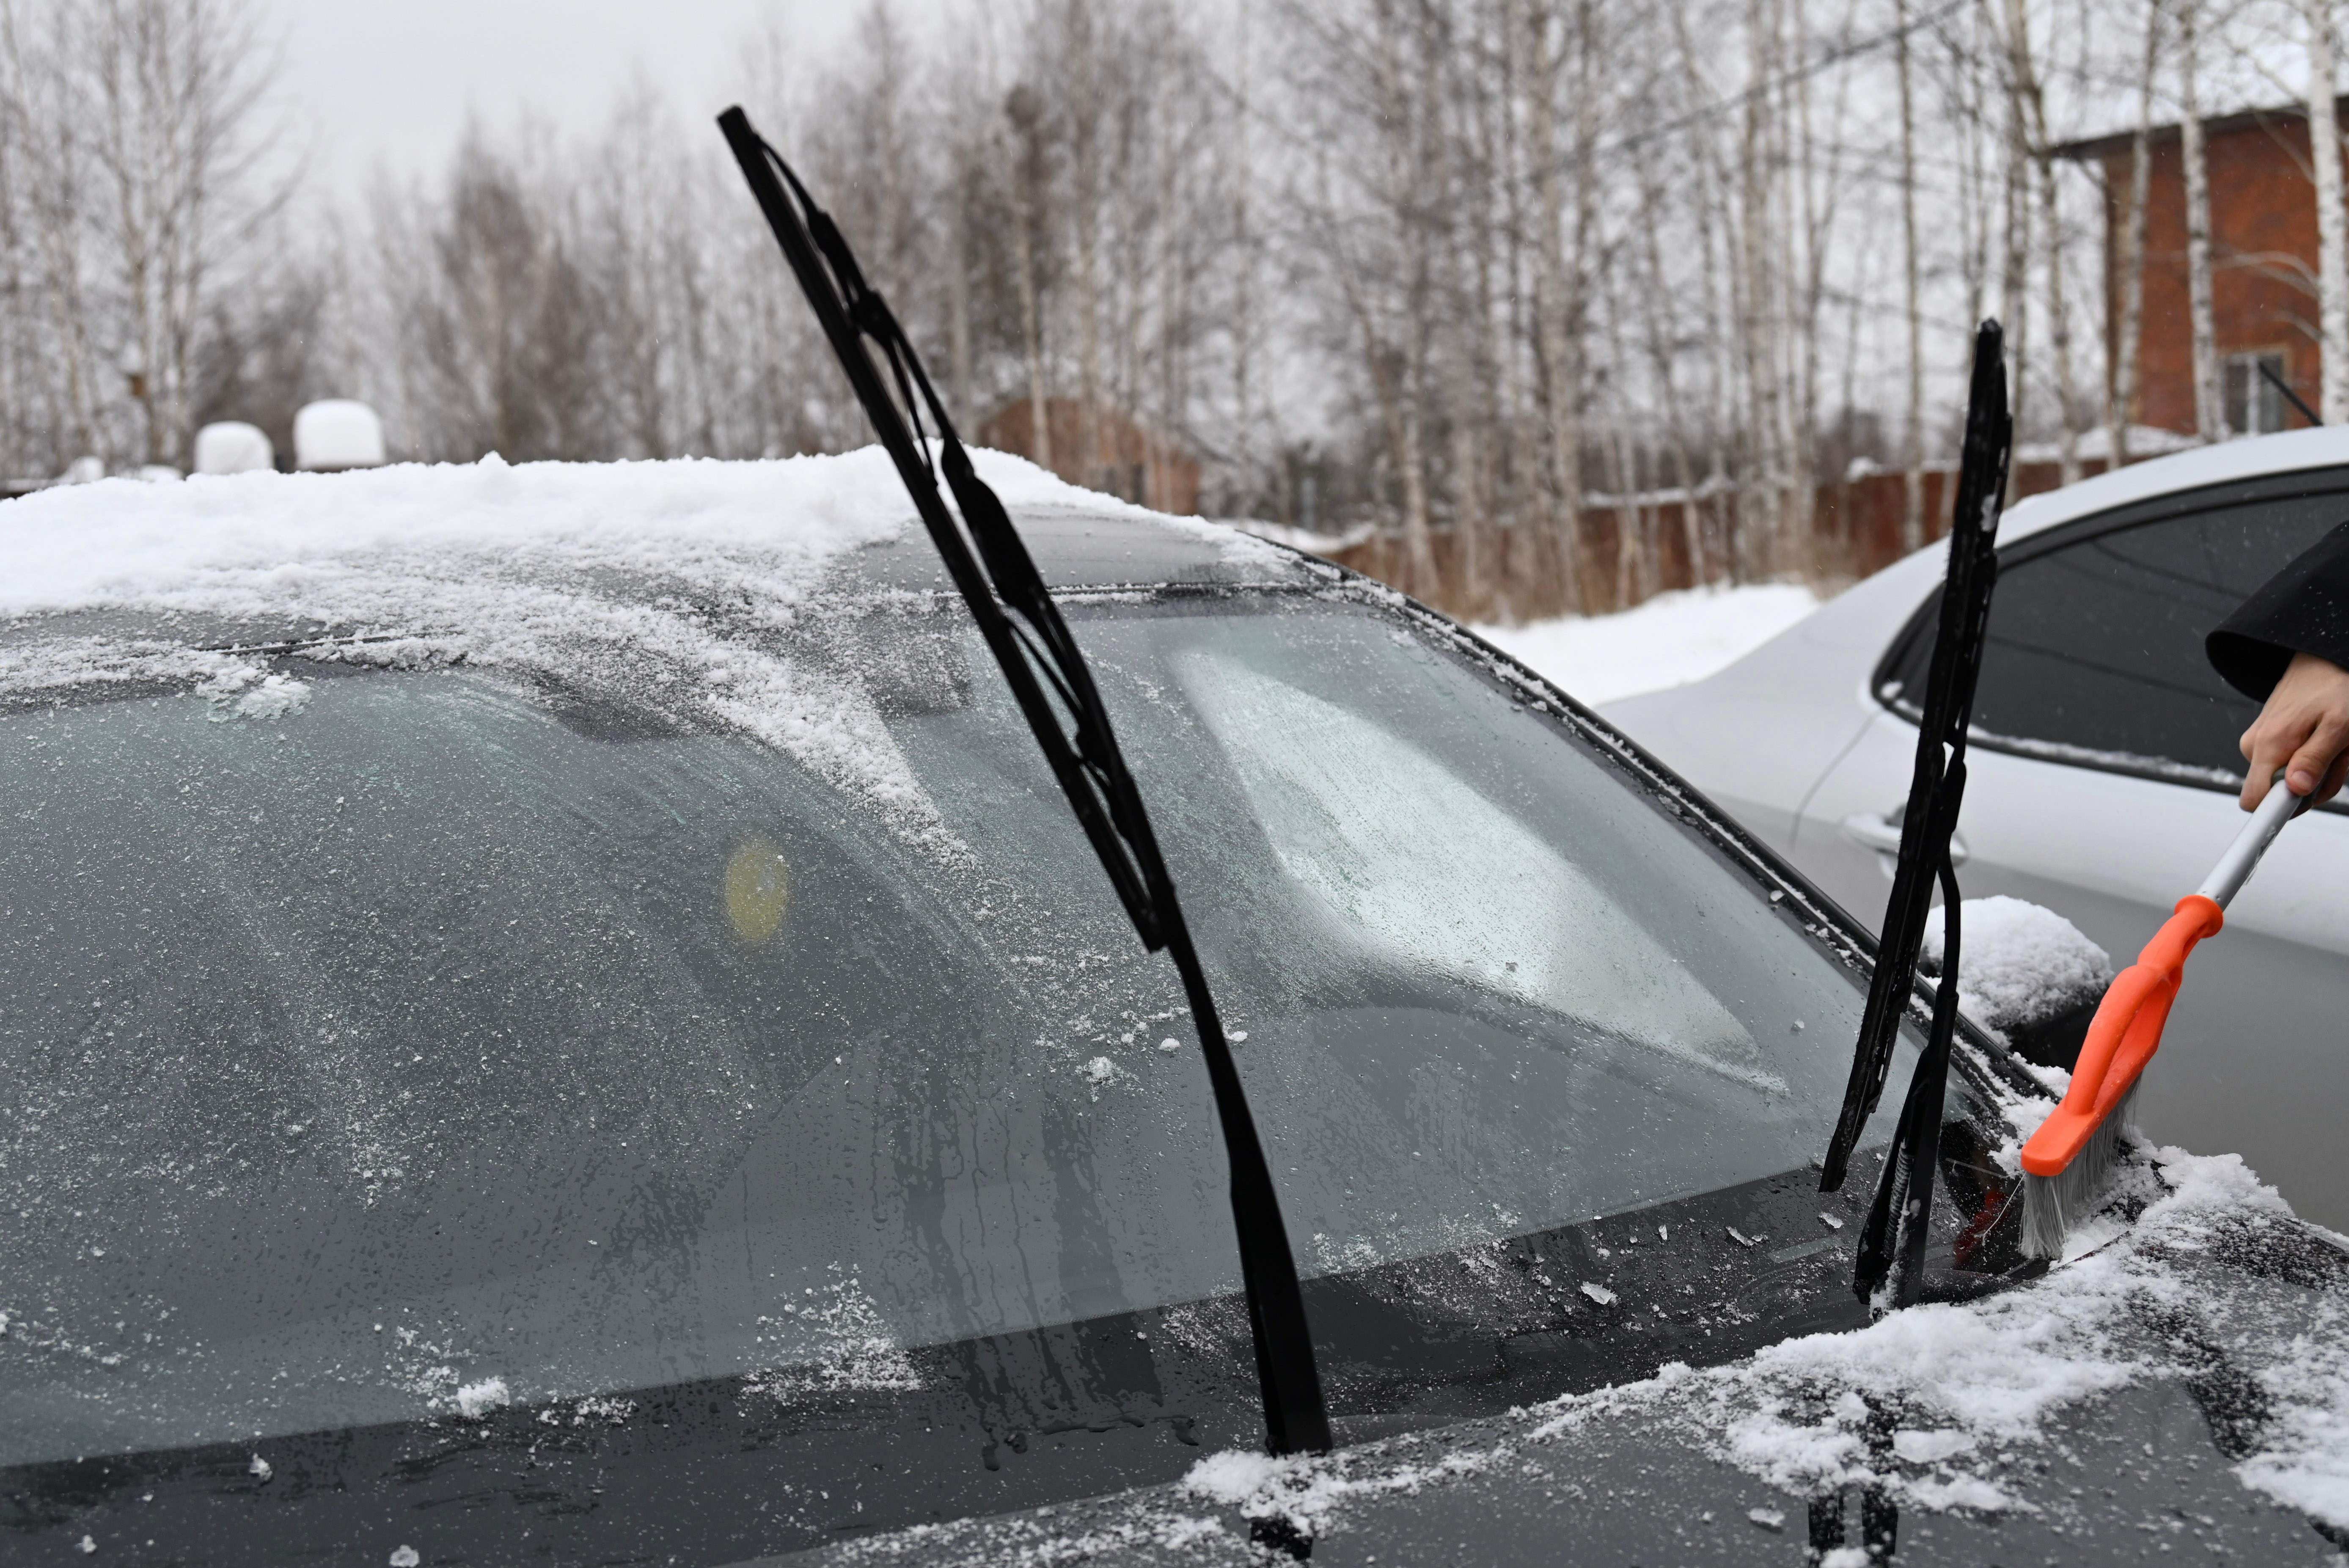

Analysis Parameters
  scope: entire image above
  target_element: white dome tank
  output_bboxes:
[193,421,275,475]
[293,400,387,471]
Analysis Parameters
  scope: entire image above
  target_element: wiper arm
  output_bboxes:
[1820,320,2011,1311]
[716,107,1331,1456]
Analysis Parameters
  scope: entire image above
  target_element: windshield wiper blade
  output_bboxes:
[716,107,1331,1456]
[1819,320,2011,1310]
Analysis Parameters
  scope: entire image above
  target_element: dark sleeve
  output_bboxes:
[2206,519,2349,701]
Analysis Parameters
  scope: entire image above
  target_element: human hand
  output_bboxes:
[2239,651,2349,809]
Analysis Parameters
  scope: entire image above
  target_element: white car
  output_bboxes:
[1606,429,2349,1233]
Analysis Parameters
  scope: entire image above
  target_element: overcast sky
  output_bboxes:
[257,0,941,186]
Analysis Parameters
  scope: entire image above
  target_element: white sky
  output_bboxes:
[256,0,943,186]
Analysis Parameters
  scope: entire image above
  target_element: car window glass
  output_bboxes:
[1,605,1922,1469]
[1882,483,2349,777]
[1168,645,1769,1089]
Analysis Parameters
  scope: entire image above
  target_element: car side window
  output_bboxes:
[1880,481,2349,781]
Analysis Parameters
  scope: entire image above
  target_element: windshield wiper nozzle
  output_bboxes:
[716,106,1331,1456]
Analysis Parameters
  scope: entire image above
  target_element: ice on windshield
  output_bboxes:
[0,595,1903,1467]
[1173,646,1771,1091]
[0,448,1263,843]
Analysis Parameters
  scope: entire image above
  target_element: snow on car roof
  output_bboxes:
[0,448,1291,835]
[0,446,1287,621]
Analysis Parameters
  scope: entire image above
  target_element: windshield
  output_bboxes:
[0,595,1936,1476]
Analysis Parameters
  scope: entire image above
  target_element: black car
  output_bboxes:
[3,460,2343,1565]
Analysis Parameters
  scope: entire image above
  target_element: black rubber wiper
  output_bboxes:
[716,107,1331,1456]
[1820,320,2011,1311]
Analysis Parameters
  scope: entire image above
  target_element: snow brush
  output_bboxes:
[2016,775,2305,1258]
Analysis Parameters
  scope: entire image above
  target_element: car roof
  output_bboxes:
[0,448,1305,613]
[1999,426,2349,546]
[845,502,1319,591]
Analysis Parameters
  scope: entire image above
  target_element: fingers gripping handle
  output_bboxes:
[2198,772,2303,909]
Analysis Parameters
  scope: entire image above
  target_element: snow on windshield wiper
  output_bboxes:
[1821,320,2011,1311]
[716,107,1331,1456]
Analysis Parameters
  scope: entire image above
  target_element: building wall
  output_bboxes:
[2096,110,2336,433]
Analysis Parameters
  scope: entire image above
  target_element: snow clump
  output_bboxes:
[454,1376,510,1417]
[1920,895,2112,1034]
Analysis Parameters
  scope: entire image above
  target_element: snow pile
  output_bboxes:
[1182,1436,1508,1540]
[0,448,1260,832]
[1161,1148,2343,1549]
[1471,582,1820,705]
[453,1376,510,1417]
[1708,1271,2141,1511]
[2237,1307,2349,1524]
[800,1144,2345,1564]
[831,1507,1232,1566]
[1920,895,2113,1034]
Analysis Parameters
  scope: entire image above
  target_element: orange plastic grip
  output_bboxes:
[2018,895,2222,1178]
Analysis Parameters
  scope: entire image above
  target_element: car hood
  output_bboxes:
[748,1147,2349,1566]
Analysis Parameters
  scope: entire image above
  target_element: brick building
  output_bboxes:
[2060,106,2349,438]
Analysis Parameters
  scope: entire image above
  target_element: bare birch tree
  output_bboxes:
[0,0,286,472]
[2107,3,2161,468]
[2305,0,2349,421]
[2176,0,2222,439]
[1898,0,1926,550]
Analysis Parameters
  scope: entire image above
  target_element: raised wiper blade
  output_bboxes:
[1820,319,2011,1311]
[716,107,1330,1455]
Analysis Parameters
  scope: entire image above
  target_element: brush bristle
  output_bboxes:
[2017,1081,2139,1260]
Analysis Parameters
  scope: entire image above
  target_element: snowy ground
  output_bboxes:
[1470,582,1821,706]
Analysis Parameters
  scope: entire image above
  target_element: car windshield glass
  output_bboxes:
[0,596,1916,1468]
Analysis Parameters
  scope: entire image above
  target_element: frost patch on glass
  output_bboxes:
[744,1268,920,1401]
[0,451,970,837]
[1171,645,1777,1091]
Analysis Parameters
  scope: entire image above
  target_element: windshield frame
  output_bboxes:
[0,558,2049,1566]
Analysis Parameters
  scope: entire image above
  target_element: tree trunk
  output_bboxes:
[2006,0,2078,484]
[2108,6,2160,470]
[948,176,973,428]
[1070,3,1104,485]
[1525,0,1584,612]
[1898,0,1925,550]
[1635,156,1707,589]
[1738,0,1782,580]
[2000,0,2032,502]
[2306,0,2349,421]
[2179,0,2222,438]
[1007,103,1053,472]
[1785,0,1841,584]
[1670,0,1736,579]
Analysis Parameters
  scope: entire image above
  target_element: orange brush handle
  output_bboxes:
[2019,895,2222,1178]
